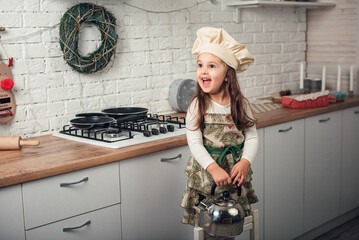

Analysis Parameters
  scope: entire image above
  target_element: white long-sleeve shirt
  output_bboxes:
[186,98,259,170]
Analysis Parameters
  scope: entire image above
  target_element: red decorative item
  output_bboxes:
[0,109,13,117]
[282,95,329,109]
[1,78,14,91]
[8,57,13,67]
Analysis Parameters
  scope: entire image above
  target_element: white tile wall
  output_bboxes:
[0,0,308,137]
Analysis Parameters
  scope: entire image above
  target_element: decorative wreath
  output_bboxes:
[59,3,118,74]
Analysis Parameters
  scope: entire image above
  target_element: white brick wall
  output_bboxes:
[0,0,308,137]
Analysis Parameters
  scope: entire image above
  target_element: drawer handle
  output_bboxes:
[60,177,89,187]
[278,127,292,133]
[354,111,359,114]
[161,153,182,162]
[63,220,91,232]
[319,117,331,123]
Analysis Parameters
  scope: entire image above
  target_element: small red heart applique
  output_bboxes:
[228,125,232,129]
[236,135,240,139]
[204,113,208,116]
[226,115,230,119]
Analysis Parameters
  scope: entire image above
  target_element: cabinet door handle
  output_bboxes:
[319,117,331,123]
[60,177,89,187]
[278,127,292,133]
[354,111,359,114]
[63,220,91,232]
[161,153,182,162]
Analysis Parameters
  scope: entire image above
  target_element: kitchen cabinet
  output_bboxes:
[22,162,121,230]
[236,128,264,240]
[340,106,359,214]
[264,119,305,240]
[0,185,25,240]
[120,145,193,240]
[304,111,342,232]
[26,204,121,240]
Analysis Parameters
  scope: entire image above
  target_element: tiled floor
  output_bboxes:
[314,216,359,240]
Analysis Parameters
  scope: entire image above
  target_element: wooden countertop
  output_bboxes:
[1,96,359,188]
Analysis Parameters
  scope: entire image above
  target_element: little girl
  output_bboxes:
[181,27,259,230]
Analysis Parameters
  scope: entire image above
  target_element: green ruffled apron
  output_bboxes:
[181,113,258,226]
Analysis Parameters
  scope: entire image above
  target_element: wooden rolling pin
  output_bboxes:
[0,136,40,150]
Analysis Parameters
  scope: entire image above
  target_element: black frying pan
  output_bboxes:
[70,116,115,130]
[70,114,146,130]
[75,113,105,117]
[102,107,148,119]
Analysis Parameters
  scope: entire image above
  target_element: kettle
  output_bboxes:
[195,182,245,238]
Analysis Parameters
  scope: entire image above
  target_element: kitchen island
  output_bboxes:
[1,96,359,188]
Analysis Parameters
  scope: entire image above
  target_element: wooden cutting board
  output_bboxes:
[0,61,16,124]
[0,90,15,124]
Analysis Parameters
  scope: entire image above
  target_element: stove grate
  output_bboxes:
[59,125,133,143]
[59,114,186,141]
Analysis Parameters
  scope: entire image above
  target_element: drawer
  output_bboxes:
[26,204,121,240]
[23,162,120,229]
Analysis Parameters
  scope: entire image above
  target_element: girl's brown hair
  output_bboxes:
[190,67,257,133]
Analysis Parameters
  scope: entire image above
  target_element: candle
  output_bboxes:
[321,66,326,92]
[300,62,304,89]
[337,65,341,92]
[350,65,354,91]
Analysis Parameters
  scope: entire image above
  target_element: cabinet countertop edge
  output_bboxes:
[1,96,358,188]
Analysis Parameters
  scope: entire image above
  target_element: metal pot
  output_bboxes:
[195,182,245,238]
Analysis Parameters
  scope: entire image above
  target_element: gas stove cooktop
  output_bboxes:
[53,114,186,149]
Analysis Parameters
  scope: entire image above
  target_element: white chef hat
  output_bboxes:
[192,27,254,73]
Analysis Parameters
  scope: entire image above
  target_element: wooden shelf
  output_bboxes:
[228,1,335,23]
[227,1,335,9]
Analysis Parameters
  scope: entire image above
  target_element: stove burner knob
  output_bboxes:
[143,130,152,137]
[167,125,175,132]
[151,128,159,135]
[159,126,167,133]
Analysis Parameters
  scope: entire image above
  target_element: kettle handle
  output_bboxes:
[210,182,242,197]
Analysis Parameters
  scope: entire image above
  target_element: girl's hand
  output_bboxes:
[230,158,251,187]
[206,162,232,186]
